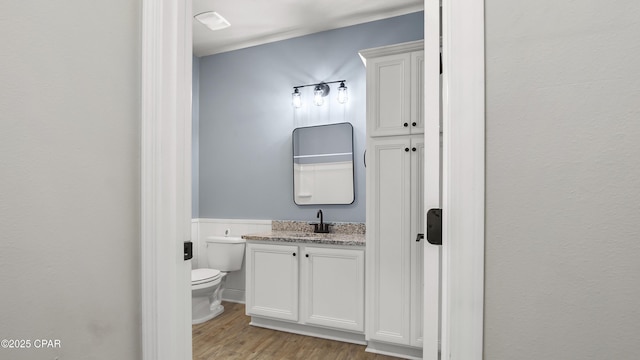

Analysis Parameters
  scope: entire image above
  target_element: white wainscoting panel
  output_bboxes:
[192,219,272,303]
[191,221,199,269]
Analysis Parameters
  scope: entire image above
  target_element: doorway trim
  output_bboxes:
[423,1,442,359]
[141,0,193,359]
[140,0,485,358]
[438,0,486,359]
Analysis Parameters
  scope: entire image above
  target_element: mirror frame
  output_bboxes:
[292,122,355,206]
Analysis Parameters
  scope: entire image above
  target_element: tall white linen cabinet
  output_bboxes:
[360,40,426,359]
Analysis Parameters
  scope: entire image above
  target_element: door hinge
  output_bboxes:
[426,208,442,245]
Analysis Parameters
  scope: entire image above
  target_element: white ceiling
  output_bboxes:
[193,0,424,57]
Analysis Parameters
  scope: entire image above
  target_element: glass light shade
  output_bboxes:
[337,82,348,104]
[314,86,324,106]
[292,89,302,108]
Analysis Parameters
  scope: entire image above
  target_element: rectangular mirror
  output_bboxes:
[292,122,354,205]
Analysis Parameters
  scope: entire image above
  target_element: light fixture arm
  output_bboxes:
[292,79,346,91]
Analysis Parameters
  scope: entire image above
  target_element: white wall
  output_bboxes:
[192,219,272,302]
[0,1,141,359]
[485,0,640,358]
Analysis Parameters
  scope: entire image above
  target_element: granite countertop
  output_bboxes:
[242,231,365,246]
[242,220,366,246]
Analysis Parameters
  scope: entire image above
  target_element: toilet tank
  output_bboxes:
[205,236,246,271]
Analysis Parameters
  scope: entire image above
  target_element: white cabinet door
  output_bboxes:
[367,52,412,137]
[246,243,299,322]
[366,136,413,345]
[301,247,365,332]
[366,50,425,137]
[410,136,425,346]
[410,51,425,134]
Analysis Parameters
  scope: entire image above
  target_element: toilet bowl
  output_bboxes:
[191,236,245,324]
[191,268,224,324]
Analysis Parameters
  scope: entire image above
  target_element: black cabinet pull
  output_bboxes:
[412,122,417,126]
[305,254,309,258]
[403,122,409,127]
[412,147,417,152]
[416,233,424,242]
[405,147,410,152]
[293,252,296,256]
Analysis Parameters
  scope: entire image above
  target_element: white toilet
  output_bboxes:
[191,235,246,324]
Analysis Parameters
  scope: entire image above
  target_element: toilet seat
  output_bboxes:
[191,268,221,286]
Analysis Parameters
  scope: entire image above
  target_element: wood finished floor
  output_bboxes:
[193,302,401,360]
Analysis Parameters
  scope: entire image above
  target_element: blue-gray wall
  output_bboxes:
[196,12,424,222]
[192,56,200,218]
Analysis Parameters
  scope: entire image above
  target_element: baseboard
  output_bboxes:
[250,316,366,345]
[222,289,245,304]
[366,340,423,360]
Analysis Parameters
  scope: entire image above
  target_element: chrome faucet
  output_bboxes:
[313,209,330,233]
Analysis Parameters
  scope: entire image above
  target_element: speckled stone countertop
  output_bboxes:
[242,220,365,246]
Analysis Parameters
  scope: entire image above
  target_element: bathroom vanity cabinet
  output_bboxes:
[246,241,365,343]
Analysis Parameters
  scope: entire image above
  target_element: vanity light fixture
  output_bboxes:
[291,80,347,108]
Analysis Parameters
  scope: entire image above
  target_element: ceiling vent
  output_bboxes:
[194,11,231,31]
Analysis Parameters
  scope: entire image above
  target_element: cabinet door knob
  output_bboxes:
[403,122,409,127]
[305,254,309,258]
[405,147,410,152]
[293,252,296,256]
[412,147,417,152]
[412,122,417,126]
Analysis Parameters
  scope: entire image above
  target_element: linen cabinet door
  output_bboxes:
[367,53,412,137]
[410,50,425,134]
[410,136,425,346]
[366,136,412,345]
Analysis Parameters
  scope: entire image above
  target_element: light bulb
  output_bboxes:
[337,81,348,104]
[314,85,324,106]
[292,88,302,108]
